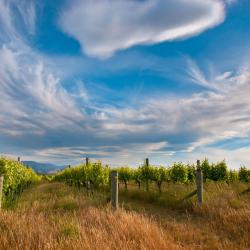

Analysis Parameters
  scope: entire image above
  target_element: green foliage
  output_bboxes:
[118,167,133,189]
[209,160,228,181]
[54,159,249,193]
[170,162,188,183]
[153,166,169,183]
[201,159,211,182]
[133,168,142,189]
[54,162,110,190]
[228,170,238,182]
[239,167,250,182]
[0,157,41,200]
[201,159,233,182]
[89,162,110,188]
[42,175,53,182]
[139,164,156,191]
[186,164,196,183]
[152,167,169,192]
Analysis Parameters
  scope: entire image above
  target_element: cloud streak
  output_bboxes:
[1,0,250,168]
[59,0,225,58]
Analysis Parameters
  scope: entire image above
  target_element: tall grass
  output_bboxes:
[0,183,177,250]
[0,182,249,249]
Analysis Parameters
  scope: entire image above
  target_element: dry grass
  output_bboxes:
[0,182,249,250]
[0,183,178,250]
[120,182,250,250]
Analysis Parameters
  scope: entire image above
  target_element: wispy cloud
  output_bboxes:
[1,0,250,168]
[0,1,85,137]
[16,0,36,35]
[185,58,236,92]
[0,0,36,42]
[26,141,170,166]
[59,0,225,58]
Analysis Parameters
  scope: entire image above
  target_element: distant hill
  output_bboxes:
[22,161,65,174]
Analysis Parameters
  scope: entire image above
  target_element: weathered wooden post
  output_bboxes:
[85,158,90,193]
[196,160,203,205]
[18,157,20,162]
[111,170,118,210]
[145,158,149,192]
[0,175,4,209]
[87,181,90,190]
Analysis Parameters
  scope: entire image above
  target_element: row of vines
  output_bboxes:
[54,159,250,193]
[0,157,41,200]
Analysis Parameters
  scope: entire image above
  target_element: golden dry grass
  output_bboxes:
[120,182,250,250]
[0,182,249,250]
[0,183,178,250]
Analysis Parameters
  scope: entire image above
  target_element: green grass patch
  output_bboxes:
[60,224,80,238]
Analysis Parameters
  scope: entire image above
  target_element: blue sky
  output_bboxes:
[0,0,250,168]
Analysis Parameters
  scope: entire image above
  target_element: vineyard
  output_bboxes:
[0,157,40,206]
[54,159,250,193]
[0,157,249,208]
[0,157,249,249]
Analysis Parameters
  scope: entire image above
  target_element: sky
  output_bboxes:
[0,0,250,168]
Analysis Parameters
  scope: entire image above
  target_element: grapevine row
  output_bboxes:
[54,159,250,192]
[0,157,41,199]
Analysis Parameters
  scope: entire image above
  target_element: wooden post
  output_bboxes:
[196,160,203,205]
[111,171,118,210]
[86,157,89,166]
[0,175,4,209]
[18,157,20,162]
[145,158,149,192]
[86,181,91,196]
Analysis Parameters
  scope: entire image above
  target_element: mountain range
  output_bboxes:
[22,161,65,174]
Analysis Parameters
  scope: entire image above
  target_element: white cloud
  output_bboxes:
[0,45,85,136]
[16,0,36,35]
[0,0,16,41]
[173,146,250,170]
[0,1,86,136]
[26,141,169,166]
[93,60,250,153]
[59,0,225,58]
[1,0,249,168]
[0,0,36,42]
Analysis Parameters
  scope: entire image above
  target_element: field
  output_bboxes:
[0,180,249,250]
